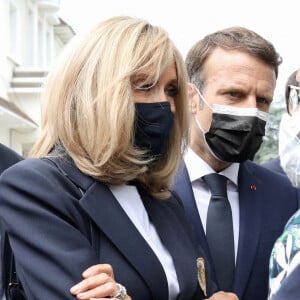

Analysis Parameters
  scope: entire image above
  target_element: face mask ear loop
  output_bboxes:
[193,87,212,135]
[195,87,213,111]
[193,87,213,134]
[193,87,229,162]
[194,114,205,133]
[194,113,226,162]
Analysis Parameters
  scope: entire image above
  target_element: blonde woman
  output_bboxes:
[0,16,238,300]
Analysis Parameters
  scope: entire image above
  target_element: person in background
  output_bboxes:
[262,70,300,174]
[268,68,300,300]
[0,144,22,173]
[0,16,238,300]
[0,144,22,300]
[172,27,300,300]
[277,69,300,186]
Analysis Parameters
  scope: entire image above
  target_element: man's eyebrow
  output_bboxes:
[218,86,246,93]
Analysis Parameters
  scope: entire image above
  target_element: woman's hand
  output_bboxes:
[208,291,239,300]
[70,264,131,299]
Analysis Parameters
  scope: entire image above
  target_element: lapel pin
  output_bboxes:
[197,257,207,297]
[250,185,257,191]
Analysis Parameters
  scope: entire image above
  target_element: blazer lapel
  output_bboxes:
[173,162,216,281]
[139,187,201,300]
[79,182,169,300]
[233,161,263,298]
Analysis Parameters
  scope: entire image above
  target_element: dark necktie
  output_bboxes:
[202,173,235,291]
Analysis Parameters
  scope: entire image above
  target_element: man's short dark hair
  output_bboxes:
[185,27,282,91]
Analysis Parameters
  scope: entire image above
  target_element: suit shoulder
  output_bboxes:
[1,158,54,178]
[0,157,76,196]
[0,144,23,172]
[0,157,85,217]
[0,144,22,157]
[261,157,284,174]
[243,160,295,188]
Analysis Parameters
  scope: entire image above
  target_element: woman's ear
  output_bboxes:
[187,83,200,114]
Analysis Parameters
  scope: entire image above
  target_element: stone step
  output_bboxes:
[10,77,45,88]
[8,87,43,94]
[13,67,48,78]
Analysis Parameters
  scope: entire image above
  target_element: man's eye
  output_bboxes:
[228,91,241,98]
[257,97,271,105]
[166,86,179,97]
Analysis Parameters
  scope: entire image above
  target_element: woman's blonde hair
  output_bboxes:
[30,16,189,199]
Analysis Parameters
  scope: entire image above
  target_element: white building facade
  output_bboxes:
[0,0,74,156]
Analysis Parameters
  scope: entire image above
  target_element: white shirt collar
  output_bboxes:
[184,147,239,186]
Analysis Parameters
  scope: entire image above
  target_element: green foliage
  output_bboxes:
[254,94,286,163]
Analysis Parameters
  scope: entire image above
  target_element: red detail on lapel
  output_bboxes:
[250,185,257,191]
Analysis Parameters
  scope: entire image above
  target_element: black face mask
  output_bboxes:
[134,101,174,159]
[202,105,268,163]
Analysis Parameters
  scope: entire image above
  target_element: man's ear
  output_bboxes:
[187,83,200,114]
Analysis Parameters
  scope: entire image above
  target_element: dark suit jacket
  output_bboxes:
[262,157,285,175]
[0,143,22,299]
[0,157,211,300]
[0,144,22,173]
[173,160,300,300]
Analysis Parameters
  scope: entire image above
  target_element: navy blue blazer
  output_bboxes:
[0,144,22,173]
[173,160,300,300]
[0,157,211,300]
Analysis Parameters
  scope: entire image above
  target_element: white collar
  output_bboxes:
[184,147,239,185]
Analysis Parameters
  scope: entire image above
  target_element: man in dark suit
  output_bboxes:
[0,144,22,173]
[0,144,23,299]
[173,27,299,300]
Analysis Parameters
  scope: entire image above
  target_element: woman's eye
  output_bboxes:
[166,86,179,97]
[135,83,154,92]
